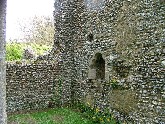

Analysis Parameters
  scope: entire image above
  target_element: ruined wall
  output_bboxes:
[3,0,165,123]
[54,0,165,123]
[81,0,165,123]
[6,61,59,112]
[53,0,86,105]
[0,0,7,123]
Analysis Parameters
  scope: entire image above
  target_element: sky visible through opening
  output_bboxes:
[6,0,54,41]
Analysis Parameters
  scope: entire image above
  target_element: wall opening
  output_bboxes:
[6,0,55,61]
[87,33,94,42]
[89,53,105,80]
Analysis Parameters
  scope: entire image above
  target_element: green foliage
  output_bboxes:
[6,16,54,62]
[8,108,94,124]
[109,79,128,90]
[19,16,55,46]
[6,42,51,61]
[74,102,121,124]
[110,79,119,89]
[28,43,51,55]
[6,43,24,61]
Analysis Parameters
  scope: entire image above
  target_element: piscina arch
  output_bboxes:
[88,51,109,82]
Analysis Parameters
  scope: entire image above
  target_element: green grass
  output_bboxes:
[8,108,94,124]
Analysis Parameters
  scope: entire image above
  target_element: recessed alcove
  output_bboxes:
[88,53,105,80]
[87,33,94,42]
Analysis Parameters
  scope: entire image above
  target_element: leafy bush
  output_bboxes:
[74,102,121,124]
[29,43,51,55]
[6,43,24,61]
[6,42,52,61]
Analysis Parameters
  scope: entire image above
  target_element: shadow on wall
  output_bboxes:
[88,53,105,80]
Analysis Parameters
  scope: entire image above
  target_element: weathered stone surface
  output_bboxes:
[54,0,165,123]
[6,61,59,112]
[23,46,37,60]
[0,0,7,123]
[1,0,164,123]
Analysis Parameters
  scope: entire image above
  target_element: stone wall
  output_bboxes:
[54,0,165,123]
[1,0,164,123]
[53,0,86,105]
[6,61,59,113]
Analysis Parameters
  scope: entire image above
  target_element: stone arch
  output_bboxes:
[88,52,105,80]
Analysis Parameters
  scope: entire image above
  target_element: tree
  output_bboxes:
[0,0,7,123]
[19,15,55,46]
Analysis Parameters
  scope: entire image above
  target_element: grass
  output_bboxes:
[8,108,94,124]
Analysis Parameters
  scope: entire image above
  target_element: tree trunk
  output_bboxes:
[0,0,7,123]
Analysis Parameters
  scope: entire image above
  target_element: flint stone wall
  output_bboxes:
[54,0,165,123]
[6,61,59,113]
[2,0,165,123]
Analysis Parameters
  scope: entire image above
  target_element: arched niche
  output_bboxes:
[88,53,105,80]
